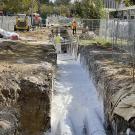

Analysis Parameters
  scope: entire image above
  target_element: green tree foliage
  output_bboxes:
[124,0,135,6]
[73,1,83,17]
[41,4,70,17]
[41,0,49,4]
[3,0,50,13]
[115,0,135,6]
[55,0,71,5]
[3,0,32,13]
[41,4,53,15]
[41,0,71,17]
[73,0,104,19]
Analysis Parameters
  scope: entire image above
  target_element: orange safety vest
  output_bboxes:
[72,21,77,29]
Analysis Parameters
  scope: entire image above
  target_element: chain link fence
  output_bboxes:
[0,16,15,31]
[112,19,135,59]
[0,16,47,32]
[76,18,135,81]
[75,18,135,59]
[0,0,45,31]
[0,16,32,31]
[79,19,116,40]
[111,19,135,82]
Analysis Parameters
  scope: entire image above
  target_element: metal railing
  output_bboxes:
[111,19,135,82]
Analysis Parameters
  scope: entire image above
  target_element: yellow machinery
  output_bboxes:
[14,14,30,31]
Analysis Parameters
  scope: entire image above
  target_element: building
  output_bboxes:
[103,0,118,9]
[103,0,125,9]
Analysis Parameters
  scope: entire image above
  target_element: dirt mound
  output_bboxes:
[0,41,56,65]
[79,31,96,40]
[18,28,50,42]
[0,40,57,135]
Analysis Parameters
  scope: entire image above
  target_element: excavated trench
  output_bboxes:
[55,27,135,134]
[48,27,106,135]
[78,45,135,135]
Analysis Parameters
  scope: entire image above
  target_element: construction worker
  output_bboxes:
[72,20,77,35]
[33,13,42,27]
[54,33,63,53]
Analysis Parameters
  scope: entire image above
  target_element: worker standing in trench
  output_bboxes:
[54,33,63,54]
[72,20,77,35]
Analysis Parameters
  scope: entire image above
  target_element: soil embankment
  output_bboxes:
[0,40,57,135]
[79,44,135,134]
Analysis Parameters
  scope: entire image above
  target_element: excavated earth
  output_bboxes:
[0,41,57,135]
[79,44,135,134]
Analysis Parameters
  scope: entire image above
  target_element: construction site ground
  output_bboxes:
[1,25,135,135]
[0,28,53,66]
[0,27,57,135]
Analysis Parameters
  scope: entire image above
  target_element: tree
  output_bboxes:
[38,0,50,14]
[3,0,50,14]
[55,0,71,5]
[41,4,54,16]
[115,0,135,6]
[73,0,104,19]
[124,0,135,6]
[73,1,83,17]
[41,0,49,4]
[3,0,32,13]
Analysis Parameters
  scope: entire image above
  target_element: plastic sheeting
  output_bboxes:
[0,28,19,40]
[112,85,135,121]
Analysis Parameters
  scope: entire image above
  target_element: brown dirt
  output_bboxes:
[17,28,50,42]
[0,41,55,64]
[0,28,57,135]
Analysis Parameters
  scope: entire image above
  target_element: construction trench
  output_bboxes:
[53,27,135,135]
[0,27,135,135]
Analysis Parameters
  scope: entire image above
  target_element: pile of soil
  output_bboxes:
[0,40,57,135]
[79,31,96,40]
[18,28,50,42]
[0,41,56,65]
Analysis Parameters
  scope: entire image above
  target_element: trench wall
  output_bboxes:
[68,44,135,134]
[0,42,57,135]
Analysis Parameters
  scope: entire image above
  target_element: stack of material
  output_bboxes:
[79,31,96,40]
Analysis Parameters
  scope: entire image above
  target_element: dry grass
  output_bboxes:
[17,28,50,42]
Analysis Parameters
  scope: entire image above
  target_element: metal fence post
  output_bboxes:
[1,15,3,29]
[133,35,135,83]
[105,18,108,41]
[31,0,34,26]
